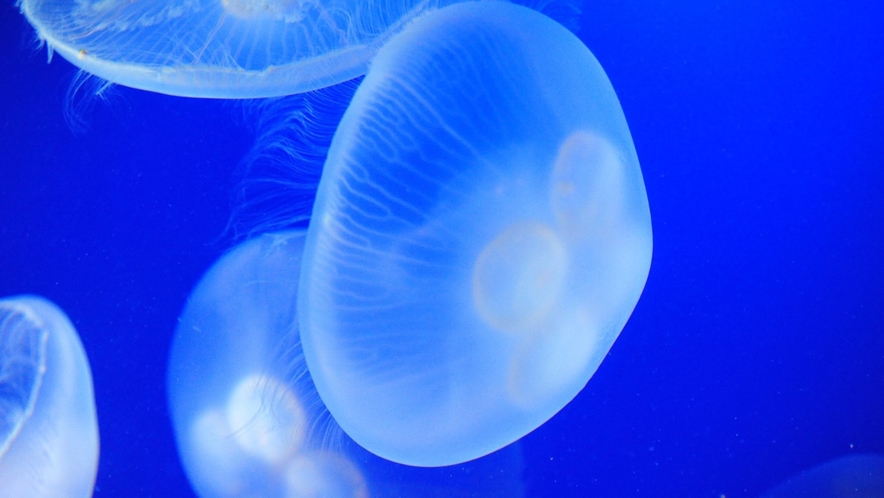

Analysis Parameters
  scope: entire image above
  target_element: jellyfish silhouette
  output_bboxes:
[0,296,99,498]
[17,0,471,98]
[167,231,527,497]
[298,1,653,467]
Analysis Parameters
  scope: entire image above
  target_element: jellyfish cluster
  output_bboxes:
[11,0,652,495]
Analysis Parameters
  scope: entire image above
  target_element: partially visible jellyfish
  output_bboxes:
[167,231,349,497]
[167,231,526,497]
[17,0,468,98]
[0,295,99,498]
[298,1,652,466]
[761,454,884,498]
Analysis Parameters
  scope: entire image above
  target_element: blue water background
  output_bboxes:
[1,0,882,495]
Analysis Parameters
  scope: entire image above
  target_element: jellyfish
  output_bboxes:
[227,78,361,241]
[0,295,99,498]
[167,231,526,497]
[297,1,652,467]
[17,0,472,98]
[761,454,884,498]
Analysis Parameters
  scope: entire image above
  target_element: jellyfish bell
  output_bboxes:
[168,230,528,497]
[167,230,370,497]
[298,1,652,466]
[182,373,367,498]
[0,295,99,498]
[17,0,466,98]
[220,0,310,23]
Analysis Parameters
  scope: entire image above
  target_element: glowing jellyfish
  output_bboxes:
[17,0,468,98]
[167,231,526,497]
[0,295,99,498]
[298,1,653,466]
[167,231,365,497]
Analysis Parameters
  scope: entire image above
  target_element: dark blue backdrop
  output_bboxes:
[1,0,882,496]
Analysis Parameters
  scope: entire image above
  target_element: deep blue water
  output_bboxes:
[1,0,882,496]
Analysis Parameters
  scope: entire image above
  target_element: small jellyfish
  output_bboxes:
[167,231,366,497]
[167,231,527,497]
[0,295,99,498]
[17,0,467,98]
[298,2,653,466]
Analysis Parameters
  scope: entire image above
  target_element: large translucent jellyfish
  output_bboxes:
[299,1,653,466]
[0,296,99,498]
[17,0,468,98]
[167,231,526,497]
